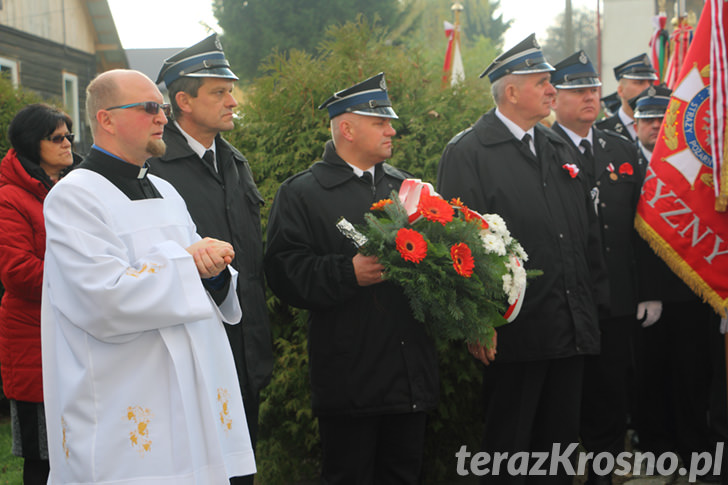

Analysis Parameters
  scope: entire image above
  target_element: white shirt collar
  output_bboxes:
[346,163,375,179]
[558,124,593,153]
[495,107,535,155]
[174,121,217,170]
[618,106,637,138]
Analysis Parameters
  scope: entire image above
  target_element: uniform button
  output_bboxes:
[401,341,405,346]
[559,233,564,239]
[606,247,611,252]
[412,404,418,410]
[566,289,570,295]
[604,224,609,230]
[596,181,601,186]
[600,202,606,208]
[576,346,581,352]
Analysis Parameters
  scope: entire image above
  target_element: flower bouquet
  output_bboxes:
[337,179,541,346]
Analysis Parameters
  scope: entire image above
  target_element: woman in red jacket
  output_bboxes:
[0,103,76,484]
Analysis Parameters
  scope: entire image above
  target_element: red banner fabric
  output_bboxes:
[635,2,728,317]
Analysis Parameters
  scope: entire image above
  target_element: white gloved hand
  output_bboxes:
[720,316,728,334]
[637,300,663,327]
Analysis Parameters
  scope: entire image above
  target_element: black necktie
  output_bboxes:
[202,150,215,167]
[521,133,534,156]
[579,139,592,156]
[579,139,594,165]
[360,171,373,184]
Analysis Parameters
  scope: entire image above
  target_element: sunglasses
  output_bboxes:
[105,101,171,117]
[44,133,75,144]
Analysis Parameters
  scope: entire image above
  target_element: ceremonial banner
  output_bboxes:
[650,10,670,83]
[636,1,728,317]
[442,20,465,87]
[664,17,694,88]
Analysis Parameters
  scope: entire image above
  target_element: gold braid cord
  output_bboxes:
[635,214,728,317]
[718,123,728,212]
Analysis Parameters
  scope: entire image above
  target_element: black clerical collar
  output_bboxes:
[79,147,162,200]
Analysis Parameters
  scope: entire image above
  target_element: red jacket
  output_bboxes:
[0,149,50,402]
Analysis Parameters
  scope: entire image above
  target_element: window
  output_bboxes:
[0,57,18,87]
[62,72,80,143]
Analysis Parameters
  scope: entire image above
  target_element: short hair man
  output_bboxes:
[264,73,439,483]
[550,51,644,485]
[41,69,255,484]
[596,53,658,140]
[633,84,672,169]
[437,34,608,484]
[148,35,273,485]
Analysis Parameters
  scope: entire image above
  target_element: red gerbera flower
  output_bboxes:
[450,243,475,277]
[618,163,634,176]
[395,228,428,263]
[370,199,393,211]
[418,193,454,225]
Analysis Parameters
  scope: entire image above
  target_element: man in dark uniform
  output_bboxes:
[596,54,658,141]
[264,73,439,483]
[147,35,273,485]
[550,51,643,485]
[631,86,717,477]
[437,35,608,484]
[633,84,672,174]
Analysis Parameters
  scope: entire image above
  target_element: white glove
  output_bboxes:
[637,300,663,327]
[720,316,728,334]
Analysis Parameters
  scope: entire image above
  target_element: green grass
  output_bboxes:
[0,418,23,485]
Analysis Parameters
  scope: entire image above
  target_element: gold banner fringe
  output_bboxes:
[635,214,728,318]
[719,123,728,212]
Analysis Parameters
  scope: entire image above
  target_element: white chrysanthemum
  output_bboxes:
[481,233,507,256]
[502,273,513,297]
[506,258,527,305]
[512,242,529,262]
[483,214,509,237]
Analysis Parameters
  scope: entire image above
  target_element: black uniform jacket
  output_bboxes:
[596,114,635,142]
[552,122,643,317]
[436,109,608,362]
[265,141,439,417]
[148,122,273,395]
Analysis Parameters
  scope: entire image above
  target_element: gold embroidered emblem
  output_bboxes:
[61,416,70,460]
[127,406,153,455]
[217,388,233,432]
[125,263,162,278]
[700,172,715,189]
[663,99,681,151]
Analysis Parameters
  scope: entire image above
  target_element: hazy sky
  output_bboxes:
[108,0,599,50]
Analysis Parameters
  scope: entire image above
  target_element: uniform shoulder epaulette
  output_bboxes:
[382,163,411,181]
[447,126,474,146]
[601,128,632,143]
[285,165,316,185]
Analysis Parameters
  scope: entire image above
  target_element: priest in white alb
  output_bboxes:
[41,69,255,484]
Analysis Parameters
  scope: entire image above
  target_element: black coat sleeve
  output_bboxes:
[264,178,359,310]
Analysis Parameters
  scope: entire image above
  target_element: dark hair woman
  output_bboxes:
[0,103,79,484]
